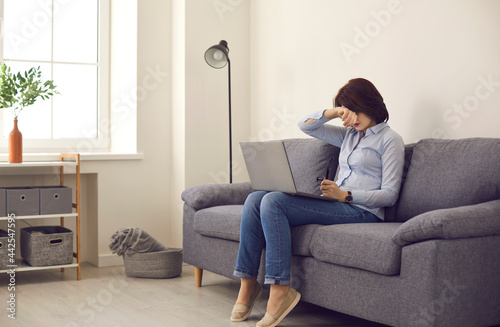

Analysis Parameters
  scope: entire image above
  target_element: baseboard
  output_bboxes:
[98,253,124,267]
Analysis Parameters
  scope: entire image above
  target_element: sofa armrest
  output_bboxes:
[181,182,253,211]
[392,199,500,246]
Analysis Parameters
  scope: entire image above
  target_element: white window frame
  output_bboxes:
[0,0,110,153]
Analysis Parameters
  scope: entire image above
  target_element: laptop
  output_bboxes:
[240,140,338,202]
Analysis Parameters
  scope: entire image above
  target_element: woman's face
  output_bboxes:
[353,112,376,134]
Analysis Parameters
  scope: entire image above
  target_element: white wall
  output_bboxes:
[0,0,174,268]
[66,0,500,266]
[185,0,251,187]
[10,0,497,267]
[184,0,500,194]
[89,0,173,265]
[170,0,186,252]
[249,0,500,144]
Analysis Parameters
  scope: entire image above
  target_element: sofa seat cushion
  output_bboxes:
[309,223,403,275]
[291,224,323,257]
[194,205,244,242]
[194,206,322,258]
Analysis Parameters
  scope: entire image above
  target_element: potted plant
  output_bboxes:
[0,63,59,163]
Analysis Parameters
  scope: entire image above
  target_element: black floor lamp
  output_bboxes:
[204,40,233,183]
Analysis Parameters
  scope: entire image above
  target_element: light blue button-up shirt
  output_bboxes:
[298,110,405,220]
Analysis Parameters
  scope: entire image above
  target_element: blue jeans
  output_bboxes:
[233,191,380,285]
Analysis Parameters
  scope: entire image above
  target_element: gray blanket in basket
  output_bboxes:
[109,228,168,256]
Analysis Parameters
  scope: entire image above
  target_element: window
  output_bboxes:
[0,0,110,152]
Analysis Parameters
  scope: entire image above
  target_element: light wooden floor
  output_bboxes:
[0,263,388,327]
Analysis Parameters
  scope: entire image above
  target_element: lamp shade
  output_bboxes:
[204,40,229,69]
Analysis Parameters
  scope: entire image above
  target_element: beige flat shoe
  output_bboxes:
[256,288,301,327]
[231,282,263,322]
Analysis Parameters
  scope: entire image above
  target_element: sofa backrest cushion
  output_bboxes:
[384,144,415,222]
[283,138,340,195]
[395,138,500,222]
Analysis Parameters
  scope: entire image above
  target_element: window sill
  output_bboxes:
[0,152,144,162]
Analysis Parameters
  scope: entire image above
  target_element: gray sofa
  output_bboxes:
[182,137,500,327]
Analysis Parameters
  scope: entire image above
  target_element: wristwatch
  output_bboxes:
[345,191,353,204]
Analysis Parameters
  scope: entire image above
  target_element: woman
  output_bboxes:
[231,78,405,327]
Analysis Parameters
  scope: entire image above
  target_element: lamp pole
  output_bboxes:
[204,40,233,184]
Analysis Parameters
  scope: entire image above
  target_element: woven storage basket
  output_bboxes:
[123,248,183,279]
[21,226,73,267]
[0,229,8,269]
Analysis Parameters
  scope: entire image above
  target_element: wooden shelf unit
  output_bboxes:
[0,154,81,280]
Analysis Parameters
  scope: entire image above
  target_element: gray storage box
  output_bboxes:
[0,229,9,270]
[21,226,73,267]
[39,186,72,215]
[6,187,39,216]
[0,189,6,217]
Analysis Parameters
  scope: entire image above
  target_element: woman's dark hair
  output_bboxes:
[334,78,389,123]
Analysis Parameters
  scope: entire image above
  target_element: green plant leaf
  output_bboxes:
[0,63,59,116]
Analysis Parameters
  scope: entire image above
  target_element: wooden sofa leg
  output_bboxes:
[194,266,203,287]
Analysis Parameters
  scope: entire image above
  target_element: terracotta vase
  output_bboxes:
[9,119,23,163]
